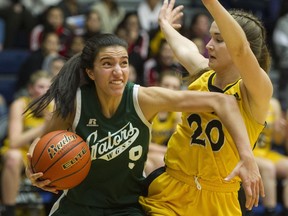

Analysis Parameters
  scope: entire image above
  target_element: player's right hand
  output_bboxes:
[26,152,59,194]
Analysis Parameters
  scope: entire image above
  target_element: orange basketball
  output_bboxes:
[31,130,91,190]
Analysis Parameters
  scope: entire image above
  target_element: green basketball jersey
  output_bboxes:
[66,82,151,208]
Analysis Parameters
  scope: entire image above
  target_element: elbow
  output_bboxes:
[216,94,238,113]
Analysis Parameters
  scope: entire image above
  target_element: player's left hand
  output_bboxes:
[224,157,264,210]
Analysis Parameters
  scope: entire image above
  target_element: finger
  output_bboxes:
[172,11,184,25]
[254,180,259,207]
[259,178,265,198]
[243,183,253,210]
[26,153,32,168]
[224,169,237,181]
[168,0,176,11]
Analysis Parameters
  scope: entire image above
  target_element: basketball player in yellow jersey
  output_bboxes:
[139,0,273,215]
[0,71,53,216]
[254,98,288,216]
[145,70,182,175]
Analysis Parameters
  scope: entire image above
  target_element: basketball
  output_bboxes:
[31,130,91,190]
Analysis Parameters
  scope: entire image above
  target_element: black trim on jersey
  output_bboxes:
[142,166,166,196]
[208,72,241,93]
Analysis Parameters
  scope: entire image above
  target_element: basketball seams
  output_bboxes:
[31,130,91,190]
[50,157,91,190]
[32,130,67,170]
[41,140,86,174]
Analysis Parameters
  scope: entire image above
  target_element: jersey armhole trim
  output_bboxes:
[72,88,81,131]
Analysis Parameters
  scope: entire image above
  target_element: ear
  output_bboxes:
[86,68,95,81]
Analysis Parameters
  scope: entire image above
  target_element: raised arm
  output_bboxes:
[202,0,273,123]
[158,0,208,74]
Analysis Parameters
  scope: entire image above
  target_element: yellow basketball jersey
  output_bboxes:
[2,96,53,151]
[253,102,275,155]
[151,112,179,146]
[165,70,265,183]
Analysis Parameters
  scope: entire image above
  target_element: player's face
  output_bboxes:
[87,45,129,97]
[206,22,233,72]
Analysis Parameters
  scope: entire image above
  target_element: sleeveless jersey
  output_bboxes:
[151,112,179,146]
[2,96,52,151]
[165,70,265,183]
[253,102,277,157]
[68,82,151,207]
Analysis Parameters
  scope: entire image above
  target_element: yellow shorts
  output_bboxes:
[0,139,29,166]
[139,167,241,216]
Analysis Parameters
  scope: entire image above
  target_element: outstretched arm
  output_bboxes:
[140,85,264,210]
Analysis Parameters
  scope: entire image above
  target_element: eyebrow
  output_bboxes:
[99,56,128,61]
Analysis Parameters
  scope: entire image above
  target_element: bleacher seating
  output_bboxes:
[0,49,30,105]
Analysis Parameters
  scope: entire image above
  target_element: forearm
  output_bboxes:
[215,95,254,160]
[202,0,247,53]
[9,125,45,148]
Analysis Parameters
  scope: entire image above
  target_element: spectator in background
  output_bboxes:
[30,6,72,56]
[1,71,53,216]
[137,0,162,34]
[184,12,211,57]
[82,10,102,41]
[253,98,288,216]
[273,0,288,112]
[116,11,150,85]
[0,0,37,49]
[90,0,125,34]
[45,55,66,77]
[145,70,182,175]
[143,39,184,86]
[57,0,84,19]
[16,32,60,97]
[65,35,85,59]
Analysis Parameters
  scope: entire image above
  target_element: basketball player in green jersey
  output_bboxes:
[26,33,255,216]
[139,0,272,215]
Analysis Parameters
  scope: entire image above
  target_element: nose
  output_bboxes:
[113,64,122,75]
[206,40,213,50]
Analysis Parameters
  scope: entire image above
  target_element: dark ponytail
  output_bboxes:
[26,53,82,119]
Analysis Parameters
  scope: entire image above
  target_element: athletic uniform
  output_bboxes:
[1,96,53,164]
[254,101,284,163]
[49,82,151,216]
[139,70,265,216]
[151,112,179,146]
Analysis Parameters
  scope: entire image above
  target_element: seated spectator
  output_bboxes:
[16,32,60,97]
[184,12,211,58]
[0,0,37,49]
[1,71,53,216]
[82,10,102,41]
[137,0,162,34]
[254,97,288,216]
[90,0,125,34]
[143,39,184,86]
[30,5,72,56]
[272,0,288,112]
[116,11,150,85]
[145,70,182,175]
[46,55,66,77]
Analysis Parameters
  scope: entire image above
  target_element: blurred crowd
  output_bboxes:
[0,0,288,216]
